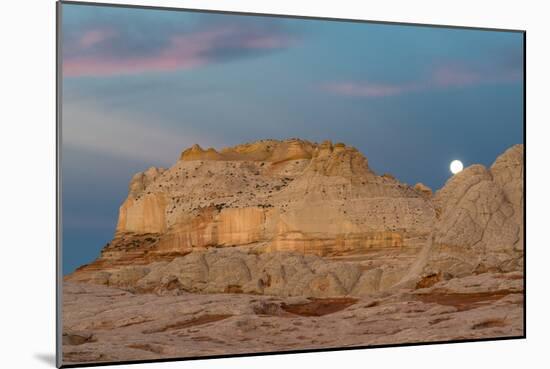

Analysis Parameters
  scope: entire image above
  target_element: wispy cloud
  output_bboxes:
[62,100,220,163]
[324,58,522,98]
[322,81,413,97]
[63,18,297,77]
[431,62,520,88]
[432,64,482,87]
[78,28,115,48]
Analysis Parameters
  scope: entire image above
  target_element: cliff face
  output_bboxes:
[67,139,524,298]
[419,145,524,281]
[111,139,434,257]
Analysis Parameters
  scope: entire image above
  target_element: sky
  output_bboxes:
[61,3,524,274]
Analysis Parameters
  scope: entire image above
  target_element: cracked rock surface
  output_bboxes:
[63,140,524,365]
[63,271,523,364]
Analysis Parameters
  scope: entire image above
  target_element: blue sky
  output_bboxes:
[61,3,524,274]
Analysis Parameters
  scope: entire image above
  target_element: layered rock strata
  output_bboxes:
[63,271,524,364]
[66,140,524,298]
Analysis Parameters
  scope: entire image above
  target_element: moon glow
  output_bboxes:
[450,160,464,174]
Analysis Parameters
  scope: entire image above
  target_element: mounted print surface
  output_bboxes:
[58,1,525,367]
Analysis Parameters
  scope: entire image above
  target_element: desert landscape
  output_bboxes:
[62,139,524,365]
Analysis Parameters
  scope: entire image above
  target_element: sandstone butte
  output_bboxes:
[66,139,524,298]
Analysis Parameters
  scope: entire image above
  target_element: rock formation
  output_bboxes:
[63,139,524,365]
[66,139,524,299]
[63,271,523,364]
[419,145,524,284]
[113,139,433,257]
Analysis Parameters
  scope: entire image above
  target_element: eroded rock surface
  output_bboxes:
[68,248,383,298]
[420,145,524,280]
[67,140,523,297]
[63,140,524,364]
[111,139,434,262]
[63,273,523,364]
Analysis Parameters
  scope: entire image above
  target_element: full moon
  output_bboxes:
[450,160,463,174]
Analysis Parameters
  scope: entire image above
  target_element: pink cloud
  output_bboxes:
[64,27,294,77]
[432,65,482,87]
[242,35,295,49]
[323,81,413,97]
[63,54,206,78]
[79,29,114,48]
[324,61,521,98]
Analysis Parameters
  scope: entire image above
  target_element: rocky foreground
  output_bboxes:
[63,139,524,364]
[63,271,523,364]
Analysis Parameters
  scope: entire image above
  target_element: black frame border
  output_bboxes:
[56,1,527,368]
